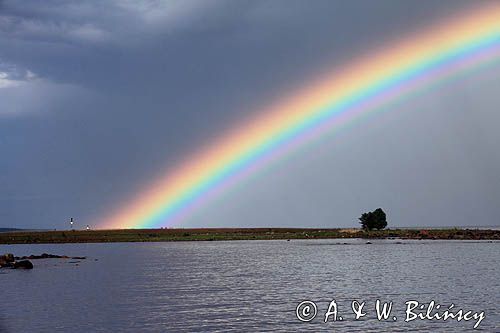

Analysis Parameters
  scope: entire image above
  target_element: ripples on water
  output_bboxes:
[0,239,498,332]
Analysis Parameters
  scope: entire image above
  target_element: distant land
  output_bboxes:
[0,228,49,233]
[0,228,499,244]
[0,228,22,233]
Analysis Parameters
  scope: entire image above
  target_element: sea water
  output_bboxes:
[0,239,498,332]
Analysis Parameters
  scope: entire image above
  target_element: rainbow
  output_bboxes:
[101,4,500,229]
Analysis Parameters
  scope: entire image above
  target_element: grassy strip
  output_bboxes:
[0,228,499,244]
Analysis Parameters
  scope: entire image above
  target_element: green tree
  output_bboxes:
[359,208,388,230]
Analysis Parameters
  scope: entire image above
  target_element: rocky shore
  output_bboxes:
[0,253,33,269]
[0,253,87,269]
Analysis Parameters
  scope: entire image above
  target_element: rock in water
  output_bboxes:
[4,253,14,262]
[13,260,33,269]
[0,253,15,267]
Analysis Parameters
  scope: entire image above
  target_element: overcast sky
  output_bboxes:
[1,0,499,229]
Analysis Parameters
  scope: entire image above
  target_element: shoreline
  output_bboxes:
[0,228,499,244]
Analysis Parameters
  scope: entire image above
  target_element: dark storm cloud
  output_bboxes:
[1,0,497,229]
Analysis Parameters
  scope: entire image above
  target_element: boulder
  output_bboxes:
[0,253,15,267]
[4,253,14,262]
[13,260,33,269]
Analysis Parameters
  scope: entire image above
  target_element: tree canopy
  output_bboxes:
[359,208,388,230]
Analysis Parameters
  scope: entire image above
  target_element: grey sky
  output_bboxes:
[1,0,499,229]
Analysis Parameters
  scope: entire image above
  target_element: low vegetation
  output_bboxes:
[0,227,498,244]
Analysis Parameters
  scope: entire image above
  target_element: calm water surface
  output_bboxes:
[0,239,498,332]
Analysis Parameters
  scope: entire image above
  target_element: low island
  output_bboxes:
[0,227,498,244]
